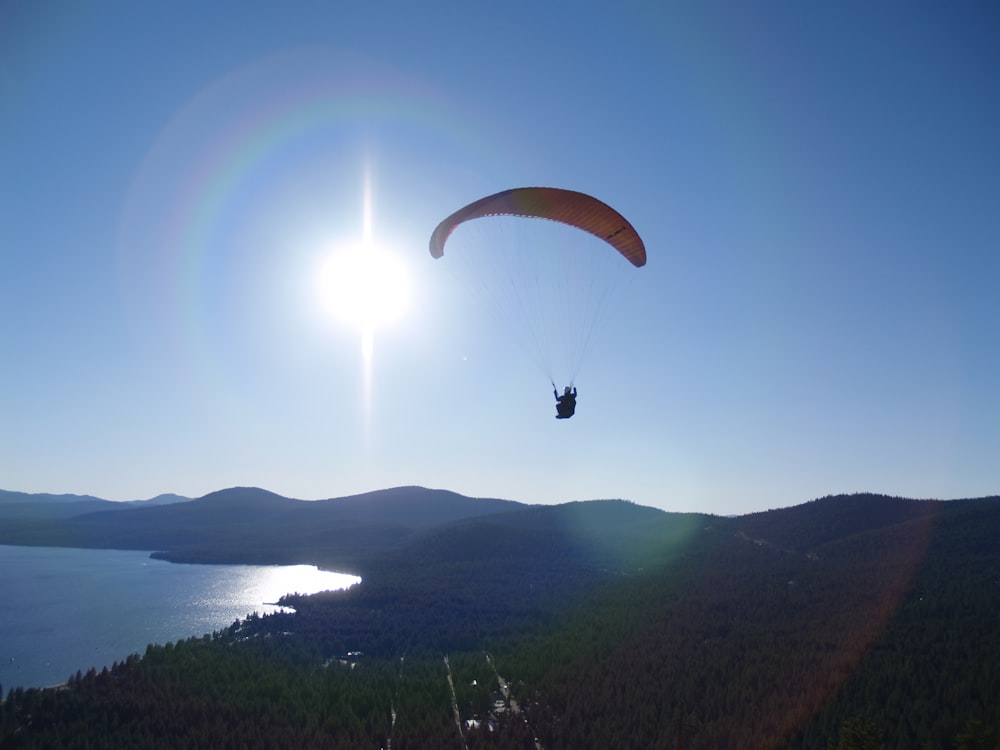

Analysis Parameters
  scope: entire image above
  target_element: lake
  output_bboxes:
[0,545,360,690]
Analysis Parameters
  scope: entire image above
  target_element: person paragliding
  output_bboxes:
[429,187,646,421]
[554,384,577,419]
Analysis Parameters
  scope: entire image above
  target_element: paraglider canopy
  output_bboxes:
[428,186,646,392]
[429,187,646,268]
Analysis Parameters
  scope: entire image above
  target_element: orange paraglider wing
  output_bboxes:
[429,187,646,267]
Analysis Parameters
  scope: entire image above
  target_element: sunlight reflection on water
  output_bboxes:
[244,565,360,611]
[0,546,361,689]
[152,563,361,629]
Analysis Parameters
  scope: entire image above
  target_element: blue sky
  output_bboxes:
[2,1,997,515]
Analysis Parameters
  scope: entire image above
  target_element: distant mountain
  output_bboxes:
[0,490,117,520]
[0,490,109,506]
[731,492,944,553]
[0,489,189,511]
[125,493,191,506]
[386,499,703,574]
[0,485,527,567]
[310,485,525,525]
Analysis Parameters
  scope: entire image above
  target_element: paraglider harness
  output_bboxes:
[554,384,577,419]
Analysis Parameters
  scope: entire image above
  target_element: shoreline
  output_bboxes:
[0,546,358,691]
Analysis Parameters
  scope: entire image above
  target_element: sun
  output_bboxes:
[315,165,410,364]
[318,240,410,358]
[319,242,409,331]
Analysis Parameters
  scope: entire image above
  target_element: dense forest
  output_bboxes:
[1,490,998,748]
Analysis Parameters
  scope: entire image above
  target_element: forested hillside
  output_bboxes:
[2,492,998,749]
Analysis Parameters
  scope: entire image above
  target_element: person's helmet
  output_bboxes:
[564,387,572,395]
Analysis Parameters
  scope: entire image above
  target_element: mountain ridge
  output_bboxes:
[0,485,529,566]
[2,485,996,577]
[2,489,998,748]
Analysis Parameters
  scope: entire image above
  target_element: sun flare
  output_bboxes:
[316,235,409,434]
[316,163,410,363]
[318,242,410,335]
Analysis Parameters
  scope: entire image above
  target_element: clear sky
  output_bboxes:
[2,1,998,515]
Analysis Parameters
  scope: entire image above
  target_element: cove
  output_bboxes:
[0,544,360,690]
